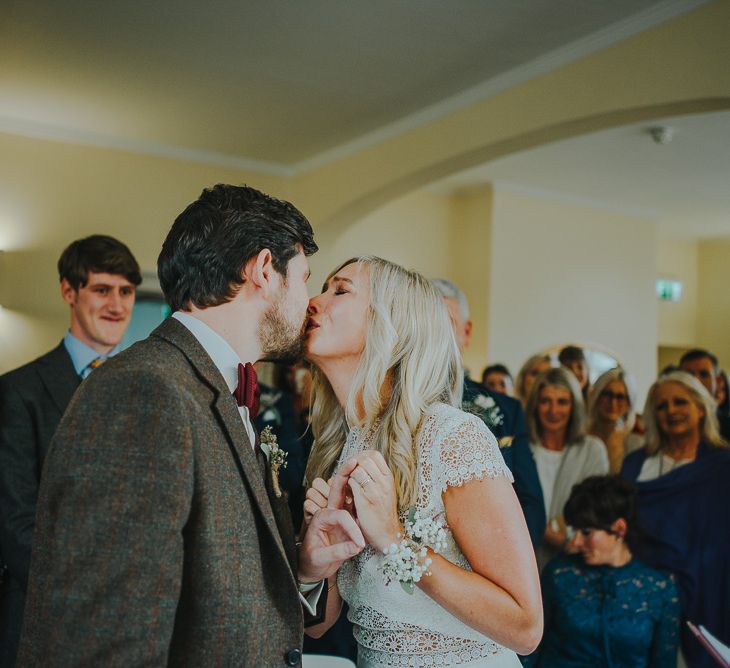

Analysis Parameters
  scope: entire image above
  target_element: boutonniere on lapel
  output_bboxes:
[259,425,288,498]
[463,393,504,430]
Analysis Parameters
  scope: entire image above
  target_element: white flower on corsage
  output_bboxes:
[259,425,288,498]
[463,392,504,429]
[473,394,495,410]
[380,507,448,595]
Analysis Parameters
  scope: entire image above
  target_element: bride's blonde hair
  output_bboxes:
[305,256,462,511]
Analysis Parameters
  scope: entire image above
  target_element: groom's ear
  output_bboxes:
[244,249,274,292]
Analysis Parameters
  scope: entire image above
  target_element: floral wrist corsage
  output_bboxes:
[380,507,447,594]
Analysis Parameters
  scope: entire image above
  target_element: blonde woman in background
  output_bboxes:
[621,371,730,668]
[525,367,609,570]
[302,256,542,667]
[515,354,552,408]
[587,368,644,472]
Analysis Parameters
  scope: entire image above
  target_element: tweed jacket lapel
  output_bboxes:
[152,318,290,567]
[37,343,81,414]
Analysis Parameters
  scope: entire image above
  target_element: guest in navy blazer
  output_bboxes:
[0,235,141,668]
[433,279,546,548]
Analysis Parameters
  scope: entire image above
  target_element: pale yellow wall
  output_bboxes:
[697,239,730,369]
[656,239,698,347]
[290,0,730,232]
[487,186,658,399]
[3,0,730,373]
[447,186,492,376]
[325,190,451,278]
[322,186,491,377]
[0,131,283,372]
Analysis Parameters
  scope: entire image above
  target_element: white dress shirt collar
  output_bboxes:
[172,311,257,448]
[172,311,251,393]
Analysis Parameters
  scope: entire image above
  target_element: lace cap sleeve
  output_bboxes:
[435,410,514,493]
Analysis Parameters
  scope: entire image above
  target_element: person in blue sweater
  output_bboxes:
[524,475,680,668]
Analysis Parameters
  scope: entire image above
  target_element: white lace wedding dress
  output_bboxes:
[336,402,523,667]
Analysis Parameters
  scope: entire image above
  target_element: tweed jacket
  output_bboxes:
[18,318,314,667]
[0,343,80,668]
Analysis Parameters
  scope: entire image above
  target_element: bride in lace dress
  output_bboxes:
[302,256,542,667]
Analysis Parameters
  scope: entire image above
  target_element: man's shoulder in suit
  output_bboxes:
[0,342,70,388]
[463,376,522,434]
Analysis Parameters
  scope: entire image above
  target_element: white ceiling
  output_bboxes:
[431,110,730,239]
[1,0,726,238]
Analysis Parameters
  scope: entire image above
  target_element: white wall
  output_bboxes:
[487,185,658,399]
[697,239,730,370]
[0,130,281,373]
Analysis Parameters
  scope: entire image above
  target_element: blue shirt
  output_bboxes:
[62,331,122,379]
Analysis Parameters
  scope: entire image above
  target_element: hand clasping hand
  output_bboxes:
[299,460,366,582]
[345,450,402,553]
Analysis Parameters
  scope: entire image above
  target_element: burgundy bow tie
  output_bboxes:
[233,362,261,418]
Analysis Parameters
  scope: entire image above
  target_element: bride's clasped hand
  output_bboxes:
[305,450,404,554]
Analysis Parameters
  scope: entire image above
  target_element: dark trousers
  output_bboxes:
[0,578,23,668]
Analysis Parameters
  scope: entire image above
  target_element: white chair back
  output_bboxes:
[301,654,356,668]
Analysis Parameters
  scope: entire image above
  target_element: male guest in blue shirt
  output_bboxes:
[0,235,140,667]
[432,279,546,549]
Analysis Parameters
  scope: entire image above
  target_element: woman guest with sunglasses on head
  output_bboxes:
[587,368,644,473]
[523,475,680,668]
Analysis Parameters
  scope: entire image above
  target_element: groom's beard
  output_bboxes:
[258,297,306,364]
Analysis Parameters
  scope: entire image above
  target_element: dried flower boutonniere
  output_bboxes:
[259,425,288,498]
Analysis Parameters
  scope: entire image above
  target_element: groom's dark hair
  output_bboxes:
[158,184,317,312]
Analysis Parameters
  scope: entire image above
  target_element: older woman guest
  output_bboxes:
[621,371,730,668]
[525,475,680,668]
[587,368,644,472]
[516,355,552,408]
[526,368,609,569]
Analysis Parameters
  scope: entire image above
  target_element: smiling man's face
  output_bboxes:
[62,271,136,354]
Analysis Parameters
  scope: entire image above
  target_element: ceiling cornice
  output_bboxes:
[0,0,708,178]
[0,115,295,177]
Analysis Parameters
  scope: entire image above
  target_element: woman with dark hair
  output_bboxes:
[525,367,609,569]
[481,363,514,396]
[524,475,680,667]
[621,371,730,668]
[559,346,590,401]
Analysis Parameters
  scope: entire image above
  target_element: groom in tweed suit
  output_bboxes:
[18,185,364,667]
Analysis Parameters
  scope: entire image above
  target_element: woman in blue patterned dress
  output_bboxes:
[524,475,680,668]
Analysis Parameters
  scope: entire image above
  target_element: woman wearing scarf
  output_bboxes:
[621,371,730,668]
